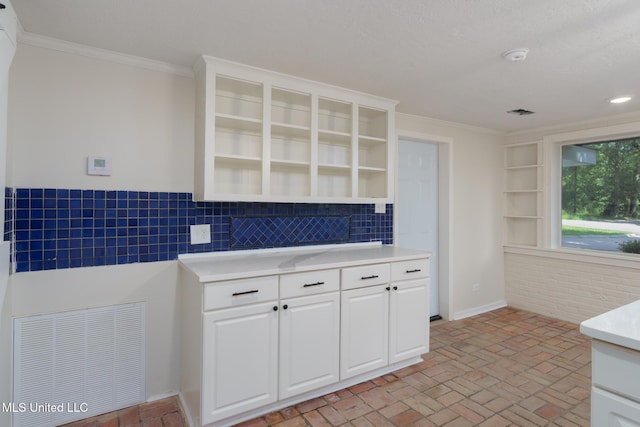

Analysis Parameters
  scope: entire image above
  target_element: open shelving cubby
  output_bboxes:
[212,75,264,196]
[269,87,312,197]
[357,106,388,199]
[503,141,543,247]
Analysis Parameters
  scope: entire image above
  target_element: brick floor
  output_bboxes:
[62,307,592,426]
[59,396,187,427]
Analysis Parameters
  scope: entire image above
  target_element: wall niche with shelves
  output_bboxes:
[194,56,397,203]
[503,141,543,247]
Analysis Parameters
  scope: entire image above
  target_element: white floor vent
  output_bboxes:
[13,303,146,427]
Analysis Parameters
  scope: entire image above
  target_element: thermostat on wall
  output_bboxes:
[87,156,112,176]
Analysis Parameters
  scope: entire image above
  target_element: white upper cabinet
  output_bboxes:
[194,56,397,203]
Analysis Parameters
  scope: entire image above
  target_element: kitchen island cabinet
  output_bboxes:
[179,242,430,427]
[581,299,640,425]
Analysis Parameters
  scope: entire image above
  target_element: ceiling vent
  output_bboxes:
[507,109,535,116]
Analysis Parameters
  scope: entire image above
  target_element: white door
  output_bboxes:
[202,302,278,424]
[279,292,340,399]
[340,285,389,379]
[398,140,439,317]
[389,278,430,363]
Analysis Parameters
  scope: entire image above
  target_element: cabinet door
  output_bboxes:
[389,278,429,364]
[279,292,340,399]
[340,285,389,379]
[202,301,278,424]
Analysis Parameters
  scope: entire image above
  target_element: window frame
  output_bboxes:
[544,122,640,252]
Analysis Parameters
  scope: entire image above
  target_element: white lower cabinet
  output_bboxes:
[589,339,640,425]
[389,279,429,363]
[279,292,340,398]
[180,250,430,427]
[200,271,341,425]
[592,387,640,426]
[202,301,279,425]
[341,261,430,380]
[341,285,390,379]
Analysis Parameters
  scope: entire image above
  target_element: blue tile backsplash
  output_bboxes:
[4,187,393,273]
[231,216,352,248]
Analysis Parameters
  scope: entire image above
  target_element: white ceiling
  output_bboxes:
[10,0,640,132]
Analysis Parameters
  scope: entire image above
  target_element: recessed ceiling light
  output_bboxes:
[610,96,631,104]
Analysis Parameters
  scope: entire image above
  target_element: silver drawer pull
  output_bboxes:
[232,290,259,296]
[303,281,325,288]
[361,275,379,280]
[405,269,422,273]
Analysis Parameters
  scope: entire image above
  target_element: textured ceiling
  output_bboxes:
[10,0,640,132]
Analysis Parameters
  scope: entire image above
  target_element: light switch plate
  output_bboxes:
[375,203,386,214]
[190,224,211,245]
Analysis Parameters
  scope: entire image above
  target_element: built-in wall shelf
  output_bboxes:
[503,141,543,247]
[194,56,397,203]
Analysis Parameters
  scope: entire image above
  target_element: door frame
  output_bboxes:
[394,131,452,321]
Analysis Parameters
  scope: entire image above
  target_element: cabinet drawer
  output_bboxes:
[280,269,340,299]
[391,259,430,281]
[341,263,390,290]
[592,340,640,402]
[204,276,279,311]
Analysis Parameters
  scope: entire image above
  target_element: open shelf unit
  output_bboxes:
[503,141,543,247]
[194,56,397,203]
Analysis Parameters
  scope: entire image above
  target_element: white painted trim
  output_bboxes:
[18,32,194,78]
[543,121,640,249]
[146,391,179,403]
[504,245,640,270]
[543,121,640,145]
[397,112,505,136]
[507,110,640,140]
[395,130,453,321]
[178,392,196,427]
[452,300,508,321]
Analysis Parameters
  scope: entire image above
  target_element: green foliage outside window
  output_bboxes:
[562,137,640,219]
[619,239,640,254]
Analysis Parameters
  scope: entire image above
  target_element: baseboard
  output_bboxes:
[452,300,507,320]
[146,391,179,403]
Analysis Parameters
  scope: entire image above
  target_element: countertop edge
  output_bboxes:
[580,299,640,352]
[179,245,432,283]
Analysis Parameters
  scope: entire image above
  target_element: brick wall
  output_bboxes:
[505,252,640,324]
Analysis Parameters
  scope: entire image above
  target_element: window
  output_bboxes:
[561,137,640,254]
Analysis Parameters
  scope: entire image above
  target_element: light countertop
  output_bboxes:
[179,242,431,283]
[580,299,640,352]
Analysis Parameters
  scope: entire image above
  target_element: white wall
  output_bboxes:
[396,114,506,319]
[8,43,194,191]
[6,43,195,400]
[10,262,181,399]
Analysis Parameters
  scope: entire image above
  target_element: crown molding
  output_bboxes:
[18,31,194,78]
[506,110,640,142]
[396,111,505,137]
